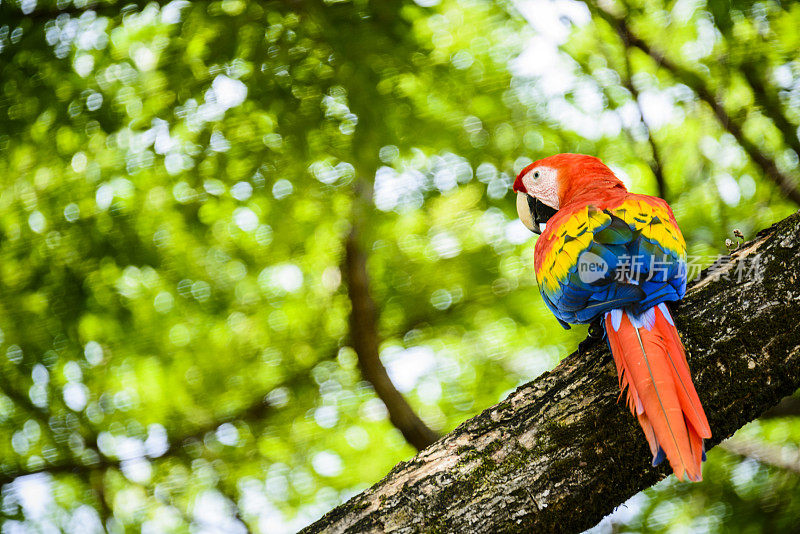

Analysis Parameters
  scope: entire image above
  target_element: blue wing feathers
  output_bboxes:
[594,216,633,245]
[540,208,686,325]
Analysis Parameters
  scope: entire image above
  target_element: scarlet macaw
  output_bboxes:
[513,153,711,481]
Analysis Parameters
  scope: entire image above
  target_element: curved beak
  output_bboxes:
[516,192,558,235]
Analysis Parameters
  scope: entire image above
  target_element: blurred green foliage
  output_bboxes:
[0,0,798,532]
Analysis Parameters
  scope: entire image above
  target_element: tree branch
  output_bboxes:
[302,210,800,533]
[0,300,448,487]
[590,3,800,206]
[0,364,314,486]
[621,47,667,200]
[574,42,668,200]
[739,61,800,160]
[759,394,800,420]
[702,7,800,162]
[720,437,800,476]
[343,225,439,451]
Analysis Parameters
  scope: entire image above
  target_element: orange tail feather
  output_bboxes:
[604,304,711,481]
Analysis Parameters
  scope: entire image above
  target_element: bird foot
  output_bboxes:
[725,228,744,252]
[579,317,606,356]
[587,318,604,339]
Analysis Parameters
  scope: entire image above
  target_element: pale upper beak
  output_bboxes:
[517,192,546,234]
[516,191,557,235]
[517,192,537,233]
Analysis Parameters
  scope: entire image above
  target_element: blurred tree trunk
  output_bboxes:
[301,210,800,533]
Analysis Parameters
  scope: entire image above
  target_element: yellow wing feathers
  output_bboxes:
[612,199,685,254]
[536,206,610,292]
[535,198,685,293]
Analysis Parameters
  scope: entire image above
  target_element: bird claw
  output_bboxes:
[726,229,744,252]
[588,318,604,339]
[579,317,607,357]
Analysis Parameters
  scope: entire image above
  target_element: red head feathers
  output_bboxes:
[514,153,626,212]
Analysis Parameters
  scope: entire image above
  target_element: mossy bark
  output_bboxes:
[302,210,800,534]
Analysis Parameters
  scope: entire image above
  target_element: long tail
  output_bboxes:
[604,303,712,481]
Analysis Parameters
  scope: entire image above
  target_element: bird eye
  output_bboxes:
[533,171,540,179]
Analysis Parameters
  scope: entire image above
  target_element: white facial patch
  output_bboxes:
[522,166,559,210]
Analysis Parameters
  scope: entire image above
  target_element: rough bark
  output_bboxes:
[302,210,800,534]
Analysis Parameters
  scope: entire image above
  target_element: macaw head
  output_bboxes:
[512,153,624,234]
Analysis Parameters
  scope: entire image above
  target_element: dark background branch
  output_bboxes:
[621,48,668,200]
[701,5,800,161]
[720,438,800,476]
[343,223,439,451]
[759,394,800,420]
[590,2,800,206]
